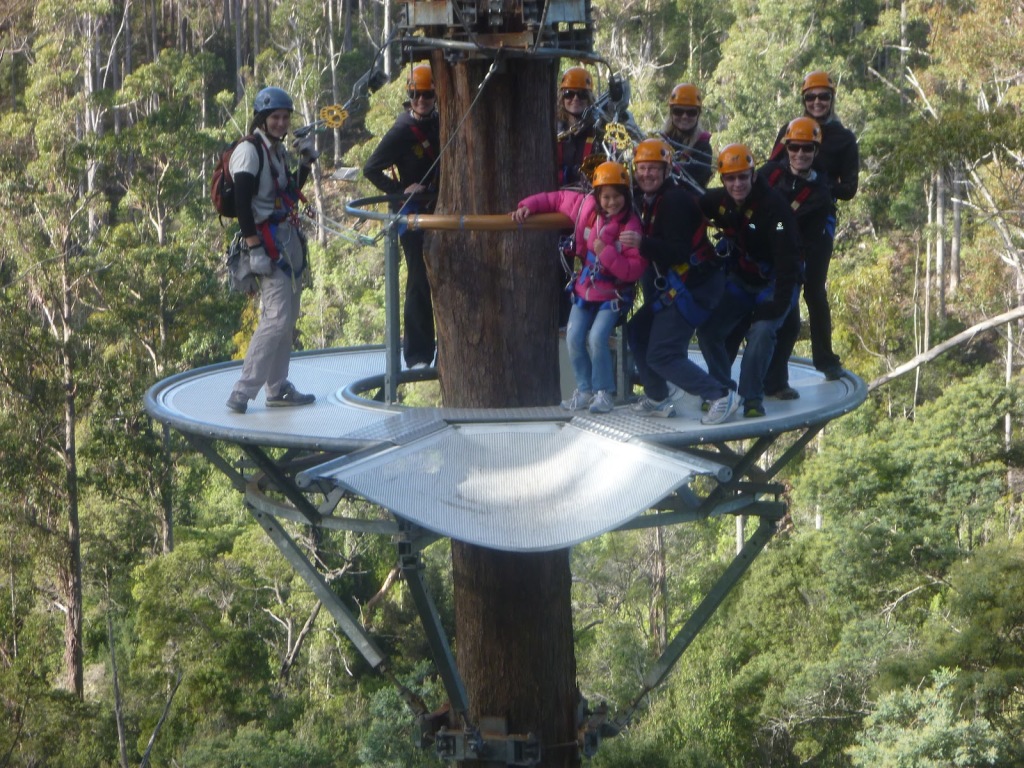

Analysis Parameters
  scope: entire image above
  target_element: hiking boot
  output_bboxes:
[821,365,844,381]
[701,390,739,425]
[561,389,593,411]
[226,391,249,414]
[630,395,676,418]
[743,399,766,418]
[266,382,316,408]
[767,386,800,400]
[588,390,615,414]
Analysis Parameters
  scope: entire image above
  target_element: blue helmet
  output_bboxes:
[254,86,294,114]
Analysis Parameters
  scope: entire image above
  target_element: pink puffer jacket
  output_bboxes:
[519,190,647,303]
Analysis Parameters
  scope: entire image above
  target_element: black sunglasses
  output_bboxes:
[562,89,589,101]
[409,90,436,100]
[671,107,700,118]
[787,143,816,154]
[804,91,833,103]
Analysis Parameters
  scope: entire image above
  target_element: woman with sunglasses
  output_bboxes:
[363,64,441,369]
[770,71,859,202]
[556,67,598,188]
[659,83,713,188]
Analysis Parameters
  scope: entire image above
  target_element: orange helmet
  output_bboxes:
[784,116,822,144]
[668,83,702,108]
[591,161,630,187]
[408,64,433,91]
[717,144,755,175]
[633,138,673,165]
[801,70,835,93]
[560,67,593,92]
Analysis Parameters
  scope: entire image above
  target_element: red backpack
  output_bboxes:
[211,135,264,219]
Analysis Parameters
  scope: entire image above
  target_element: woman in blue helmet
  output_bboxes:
[226,86,319,414]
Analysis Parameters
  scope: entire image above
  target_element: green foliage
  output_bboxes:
[847,668,1006,767]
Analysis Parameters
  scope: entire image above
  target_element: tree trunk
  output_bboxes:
[430,55,580,766]
[61,255,84,698]
[950,163,962,294]
[935,169,946,319]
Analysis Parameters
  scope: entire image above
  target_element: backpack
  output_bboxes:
[211,135,264,219]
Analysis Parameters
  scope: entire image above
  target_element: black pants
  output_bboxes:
[400,230,436,367]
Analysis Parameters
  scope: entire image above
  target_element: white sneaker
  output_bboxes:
[588,390,615,414]
[561,389,593,411]
[630,395,676,418]
[700,390,739,425]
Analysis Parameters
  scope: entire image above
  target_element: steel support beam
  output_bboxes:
[248,505,386,669]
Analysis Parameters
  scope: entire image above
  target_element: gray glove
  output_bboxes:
[248,244,274,276]
[292,133,320,164]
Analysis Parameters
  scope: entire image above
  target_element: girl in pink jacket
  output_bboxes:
[512,162,647,413]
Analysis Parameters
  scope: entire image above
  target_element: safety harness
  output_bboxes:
[569,207,634,313]
[255,144,307,276]
[557,133,596,186]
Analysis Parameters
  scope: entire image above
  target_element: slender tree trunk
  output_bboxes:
[107,609,129,768]
[430,55,579,767]
[61,256,84,698]
[950,164,962,294]
[935,170,946,319]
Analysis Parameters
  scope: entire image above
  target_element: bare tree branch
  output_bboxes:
[869,305,1024,390]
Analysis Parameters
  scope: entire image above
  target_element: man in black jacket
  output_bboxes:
[697,144,802,419]
[623,139,737,425]
[363,64,440,369]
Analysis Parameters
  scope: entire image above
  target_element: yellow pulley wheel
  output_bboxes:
[320,105,349,128]
[579,152,608,181]
[603,122,633,147]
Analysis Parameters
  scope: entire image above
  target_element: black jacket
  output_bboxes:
[700,174,801,321]
[759,159,835,264]
[363,109,440,212]
[637,181,717,285]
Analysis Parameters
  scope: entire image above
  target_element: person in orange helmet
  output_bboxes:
[696,144,802,420]
[363,64,441,369]
[660,82,714,188]
[555,66,598,188]
[512,162,646,414]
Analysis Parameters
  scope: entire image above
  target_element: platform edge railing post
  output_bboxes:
[384,223,402,404]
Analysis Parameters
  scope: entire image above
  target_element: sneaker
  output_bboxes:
[821,365,843,381]
[226,391,249,414]
[767,386,800,400]
[266,382,316,408]
[701,390,739,425]
[743,399,766,418]
[630,394,676,418]
[589,390,615,414]
[561,389,593,411]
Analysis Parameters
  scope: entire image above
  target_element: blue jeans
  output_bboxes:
[566,301,621,393]
[697,276,798,403]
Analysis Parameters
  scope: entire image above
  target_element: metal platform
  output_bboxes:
[146,346,863,550]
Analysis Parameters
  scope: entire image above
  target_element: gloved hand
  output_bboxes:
[292,133,320,165]
[248,244,274,276]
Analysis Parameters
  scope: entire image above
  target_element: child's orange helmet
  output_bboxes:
[591,161,630,187]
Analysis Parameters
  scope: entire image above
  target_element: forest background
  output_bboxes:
[1,0,1024,765]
